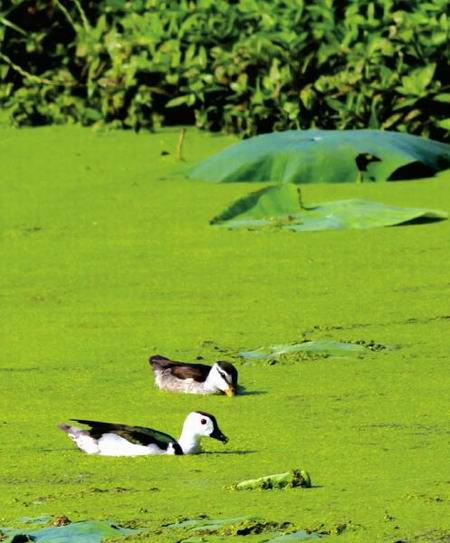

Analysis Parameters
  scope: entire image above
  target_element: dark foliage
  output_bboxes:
[0,0,448,138]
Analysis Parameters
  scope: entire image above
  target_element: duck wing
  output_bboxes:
[71,419,182,453]
[149,355,211,383]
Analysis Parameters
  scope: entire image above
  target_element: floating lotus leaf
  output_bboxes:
[188,130,450,184]
[0,521,133,542]
[210,184,447,232]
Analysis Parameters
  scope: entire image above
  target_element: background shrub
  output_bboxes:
[0,0,449,139]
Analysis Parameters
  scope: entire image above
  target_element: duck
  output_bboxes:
[58,411,228,456]
[149,355,238,396]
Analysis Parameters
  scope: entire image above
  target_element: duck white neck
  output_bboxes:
[177,428,202,454]
[202,374,220,393]
[202,366,224,393]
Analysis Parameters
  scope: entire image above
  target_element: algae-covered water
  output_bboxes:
[1,126,449,542]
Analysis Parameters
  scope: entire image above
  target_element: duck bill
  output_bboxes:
[210,427,229,444]
[224,386,236,397]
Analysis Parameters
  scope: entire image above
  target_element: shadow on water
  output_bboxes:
[391,216,446,226]
[237,387,267,396]
[208,450,258,455]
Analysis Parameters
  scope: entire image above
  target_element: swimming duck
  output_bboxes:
[149,355,238,396]
[58,411,228,456]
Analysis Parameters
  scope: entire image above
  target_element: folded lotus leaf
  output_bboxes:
[211,184,447,232]
[188,130,450,184]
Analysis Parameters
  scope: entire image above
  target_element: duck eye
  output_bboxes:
[200,418,207,425]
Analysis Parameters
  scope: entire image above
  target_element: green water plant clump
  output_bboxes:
[230,469,312,491]
[0,1,448,138]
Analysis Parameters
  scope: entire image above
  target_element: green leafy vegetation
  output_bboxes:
[187,130,450,184]
[0,1,449,138]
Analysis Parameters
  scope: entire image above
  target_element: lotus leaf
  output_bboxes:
[188,130,450,184]
[0,521,133,543]
[210,184,447,232]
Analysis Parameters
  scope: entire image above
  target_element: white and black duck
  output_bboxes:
[149,355,238,396]
[58,411,228,456]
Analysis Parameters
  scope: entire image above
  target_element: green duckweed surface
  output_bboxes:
[1,126,449,542]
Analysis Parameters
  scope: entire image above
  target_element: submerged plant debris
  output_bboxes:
[178,530,325,543]
[211,184,447,232]
[230,469,312,491]
[188,130,450,184]
[168,516,261,531]
[192,338,390,367]
[240,340,379,362]
[168,516,327,542]
[266,530,326,541]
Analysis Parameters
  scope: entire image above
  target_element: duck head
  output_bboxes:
[209,361,238,396]
[178,411,228,454]
[186,411,228,442]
